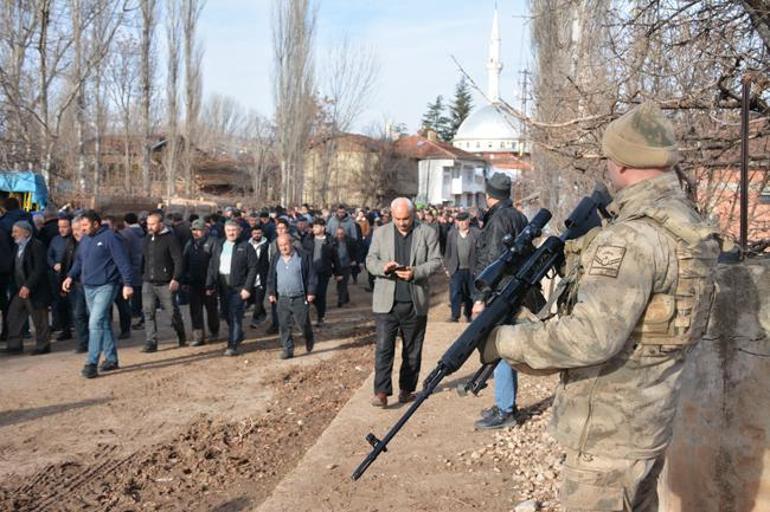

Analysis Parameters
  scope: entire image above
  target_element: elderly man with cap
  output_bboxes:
[472,172,545,430]
[478,102,721,509]
[4,220,52,354]
[183,218,220,346]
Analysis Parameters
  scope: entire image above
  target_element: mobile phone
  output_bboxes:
[386,264,408,274]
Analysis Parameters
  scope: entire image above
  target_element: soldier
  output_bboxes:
[478,102,721,510]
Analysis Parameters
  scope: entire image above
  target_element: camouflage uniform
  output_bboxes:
[482,105,721,511]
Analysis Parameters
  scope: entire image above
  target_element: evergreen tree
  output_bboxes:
[448,77,473,141]
[420,95,451,141]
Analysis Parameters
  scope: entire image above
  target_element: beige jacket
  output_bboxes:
[366,222,442,316]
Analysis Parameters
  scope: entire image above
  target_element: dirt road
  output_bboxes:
[0,282,377,511]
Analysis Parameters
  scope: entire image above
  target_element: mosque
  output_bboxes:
[416,7,529,207]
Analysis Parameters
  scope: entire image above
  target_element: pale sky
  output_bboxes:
[197,0,531,132]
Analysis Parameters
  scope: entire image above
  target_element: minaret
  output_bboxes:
[486,5,503,102]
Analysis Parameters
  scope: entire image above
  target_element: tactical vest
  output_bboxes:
[554,199,720,348]
[626,203,720,347]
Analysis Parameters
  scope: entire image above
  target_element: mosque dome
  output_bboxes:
[452,103,520,153]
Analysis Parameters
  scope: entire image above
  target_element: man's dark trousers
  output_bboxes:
[251,285,267,323]
[337,269,350,306]
[142,283,186,346]
[374,302,427,396]
[220,287,245,349]
[6,295,50,352]
[189,286,220,338]
[277,295,314,355]
[313,273,330,319]
[450,269,474,320]
[70,282,89,350]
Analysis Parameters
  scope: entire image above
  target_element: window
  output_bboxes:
[475,141,480,149]
[500,141,506,148]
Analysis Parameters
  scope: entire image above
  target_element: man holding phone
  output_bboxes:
[366,197,442,407]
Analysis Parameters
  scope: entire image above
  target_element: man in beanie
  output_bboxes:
[478,102,721,509]
[4,220,52,354]
[183,218,220,345]
[472,172,545,430]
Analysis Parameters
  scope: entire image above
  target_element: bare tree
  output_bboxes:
[272,0,316,206]
[108,34,140,194]
[165,0,181,199]
[182,0,204,197]
[315,36,378,204]
[140,0,157,195]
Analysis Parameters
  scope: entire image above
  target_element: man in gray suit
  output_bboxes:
[366,197,442,407]
[443,212,479,322]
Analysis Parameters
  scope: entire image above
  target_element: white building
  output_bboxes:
[451,7,527,182]
[398,134,487,207]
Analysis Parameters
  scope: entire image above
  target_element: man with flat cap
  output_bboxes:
[478,102,721,510]
[5,220,52,354]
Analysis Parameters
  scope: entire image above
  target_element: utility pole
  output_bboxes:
[518,69,529,155]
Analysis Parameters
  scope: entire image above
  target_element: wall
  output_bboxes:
[659,258,770,511]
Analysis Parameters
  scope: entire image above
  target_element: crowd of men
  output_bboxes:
[0,201,381,377]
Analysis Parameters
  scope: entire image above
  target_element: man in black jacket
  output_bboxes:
[472,173,545,429]
[184,219,219,346]
[141,210,186,352]
[302,218,339,326]
[248,224,270,327]
[206,220,257,356]
[47,215,77,341]
[333,226,356,308]
[5,221,52,354]
[267,233,317,359]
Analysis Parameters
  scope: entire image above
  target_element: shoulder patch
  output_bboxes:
[589,245,626,278]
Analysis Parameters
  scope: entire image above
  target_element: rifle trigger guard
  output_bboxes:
[366,433,386,452]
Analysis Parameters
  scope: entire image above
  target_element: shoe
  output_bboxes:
[306,340,314,353]
[81,364,98,379]
[118,331,131,340]
[99,360,120,372]
[75,344,88,353]
[479,405,501,420]
[337,302,343,308]
[266,325,279,335]
[30,346,51,355]
[398,390,416,404]
[209,332,220,341]
[448,317,459,323]
[132,320,144,329]
[140,343,157,353]
[464,316,472,323]
[56,330,73,341]
[2,347,23,354]
[370,392,387,408]
[224,347,240,357]
[474,407,519,430]
[177,340,187,347]
[250,321,260,329]
[279,350,293,360]
[315,318,324,327]
[191,339,205,347]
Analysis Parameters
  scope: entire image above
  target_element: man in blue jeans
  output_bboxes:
[64,210,136,379]
[472,174,545,429]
